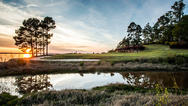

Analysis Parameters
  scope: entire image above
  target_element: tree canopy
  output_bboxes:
[13,17,56,57]
[116,0,187,52]
[172,15,188,42]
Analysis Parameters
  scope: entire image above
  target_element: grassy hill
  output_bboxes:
[47,44,188,64]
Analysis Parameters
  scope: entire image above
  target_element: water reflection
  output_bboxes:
[14,75,52,94]
[23,54,32,58]
[120,72,188,89]
[0,71,187,96]
[121,72,151,87]
[0,54,29,62]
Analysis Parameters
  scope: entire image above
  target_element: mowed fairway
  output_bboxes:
[47,44,188,62]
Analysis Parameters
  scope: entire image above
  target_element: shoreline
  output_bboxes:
[0,58,188,77]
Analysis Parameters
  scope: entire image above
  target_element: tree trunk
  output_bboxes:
[31,37,34,57]
[46,39,48,56]
[36,38,38,57]
[43,35,45,56]
[40,43,42,56]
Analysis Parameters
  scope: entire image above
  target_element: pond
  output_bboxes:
[0,54,100,62]
[0,54,31,62]
[0,71,188,96]
[31,57,100,62]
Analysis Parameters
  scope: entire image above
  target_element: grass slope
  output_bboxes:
[46,44,188,63]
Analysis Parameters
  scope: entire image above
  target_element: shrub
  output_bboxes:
[165,41,169,45]
[18,90,112,105]
[6,59,26,67]
[175,55,186,65]
[169,42,188,49]
[0,92,19,105]
[110,61,115,66]
[80,62,84,66]
[97,61,101,65]
[153,84,170,105]
[115,45,145,52]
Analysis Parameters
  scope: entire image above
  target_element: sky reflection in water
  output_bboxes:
[0,72,188,96]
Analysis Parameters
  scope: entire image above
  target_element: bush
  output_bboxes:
[19,90,111,105]
[175,55,186,65]
[169,42,188,49]
[6,59,26,67]
[165,41,169,45]
[97,61,101,65]
[0,92,19,105]
[80,62,84,66]
[115,45,145,52]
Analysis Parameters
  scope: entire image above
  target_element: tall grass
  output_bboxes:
[17,84,188,106]
[1,84,188,105]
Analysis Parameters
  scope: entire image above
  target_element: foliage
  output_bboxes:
[14,75,52,94]
[5,59,27,68]
[15,84,188,106]
[153,84,170,105]
[172,15,188,43]
[0,92,19,106]
[13,17,56,57]
[143,23,153,44]
[116,22,143,52]
[141,0,186,45]
[116,0,186,50]
[171,0,185,22]
[80,61,84,66]
[127,22,142,46]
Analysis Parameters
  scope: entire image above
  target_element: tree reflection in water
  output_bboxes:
[120,72,188,89]
[14,74,52,94]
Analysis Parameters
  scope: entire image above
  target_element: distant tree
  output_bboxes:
[22,18,40,56]
[127,22,142,47]
[163,25,175,42]
[14,21,34,56]
[171,0,185,22]
[117,37,130,49]
[151,0,185,43]
[133,24,142,46]
[127,22,137,45]
[13,27,28,53]
[172,15,188,43]
[143,23,153,44]
[152,22,160,42]
[41,17,56,56]
[153,11,176,43]
[13,17,56,57]
[31,18,40,56]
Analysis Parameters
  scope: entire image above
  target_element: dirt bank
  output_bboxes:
[0,59,188,77]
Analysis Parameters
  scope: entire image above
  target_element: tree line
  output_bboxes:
[116,0,187,52]
[13,17,56,57]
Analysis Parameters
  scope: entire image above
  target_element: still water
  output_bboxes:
[0,54,31,62]
[0,72,187,96]
[0,54,99,62]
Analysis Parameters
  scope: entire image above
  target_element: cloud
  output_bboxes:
[0,0,187,53]
[0,33,17,48]
[0,0,113,53]
[0,2,41,35]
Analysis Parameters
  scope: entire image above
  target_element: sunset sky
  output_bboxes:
[0,0,188,53]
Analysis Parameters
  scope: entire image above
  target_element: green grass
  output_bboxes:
[46,44,188,63]
[0,92,19,105]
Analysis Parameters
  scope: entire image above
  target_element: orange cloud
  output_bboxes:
[0,33,20,53]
